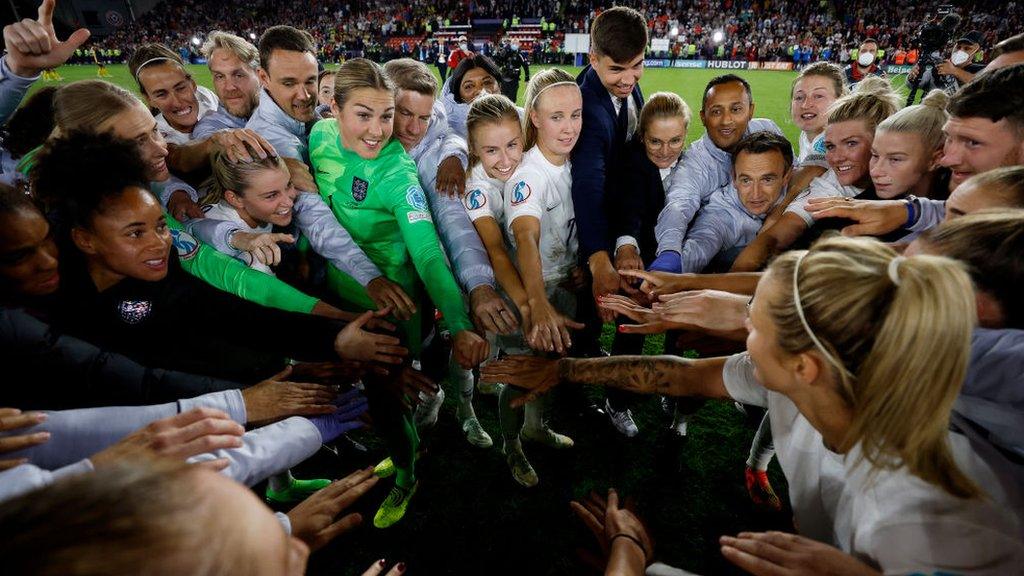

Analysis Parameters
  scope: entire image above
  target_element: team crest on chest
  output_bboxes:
[465,189,486,210]
[352,176,369,202]
[511,181,532,205]
[118,300,153,325]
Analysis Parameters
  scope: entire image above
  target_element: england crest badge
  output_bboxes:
[352,176,369,202]
[118,300,153,325]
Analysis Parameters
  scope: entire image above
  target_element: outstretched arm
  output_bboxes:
[481,354,730,407]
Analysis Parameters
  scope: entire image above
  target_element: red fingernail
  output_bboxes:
[378,558,387,566]
[397,563,406,572]
[617,325,626,333]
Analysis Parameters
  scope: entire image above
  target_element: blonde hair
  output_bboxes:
[522,68,578,150]
[383,57,438,96]
[638,92,691,140]
[826,76,901,132]
[921,209,1024,329]
[0,459,251,575]
[466,93,521,168]
[958,166,1024,206]
[792,61,849,99]
[766,235,979,499]
[53,80,143,134]
[876,90,949,153]
[202,142,289,205]
[333,57,393,109]
[200,31,260,70]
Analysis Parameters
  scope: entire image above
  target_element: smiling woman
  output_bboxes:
[128,43,218,144]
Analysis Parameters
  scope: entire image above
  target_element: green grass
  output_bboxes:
[33,63,820,574]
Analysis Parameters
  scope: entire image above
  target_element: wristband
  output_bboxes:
[903,196,918,228]
[610,532,647,557]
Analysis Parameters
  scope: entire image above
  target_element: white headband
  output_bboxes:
[527,80,579,109]
[134,57,183,80]
[792,251,851,376]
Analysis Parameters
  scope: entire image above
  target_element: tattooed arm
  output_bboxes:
[482,354,730,406]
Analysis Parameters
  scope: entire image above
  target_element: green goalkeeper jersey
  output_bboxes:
[308,119,472,334]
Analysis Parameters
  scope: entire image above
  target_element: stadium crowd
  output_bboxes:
[77,0,1024,67]
[1,0,1024,574]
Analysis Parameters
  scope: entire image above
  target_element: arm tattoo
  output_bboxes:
[560,355,702,396]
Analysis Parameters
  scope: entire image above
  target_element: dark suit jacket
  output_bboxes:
[570,65,644,261]
[610,138,669,264]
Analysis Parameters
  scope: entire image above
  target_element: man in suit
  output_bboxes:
[570,6,648,436]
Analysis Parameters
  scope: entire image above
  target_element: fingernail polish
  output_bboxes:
[378,558,387,566]
[397,563,406,572]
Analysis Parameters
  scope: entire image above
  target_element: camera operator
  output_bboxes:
[494,37,530,102]
[906,11,963,104]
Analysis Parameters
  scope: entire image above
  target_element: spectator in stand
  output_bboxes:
[843,37,886,88]
[448,36,472,72]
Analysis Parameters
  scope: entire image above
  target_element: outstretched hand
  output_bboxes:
[480,355,561,407]
[89,408,245,471]
[286,467,379,551]
[334,310,408,365]
[241,366,340,426]
[3,0,90,77]
[0,408,50,470]
[720,531,881,576]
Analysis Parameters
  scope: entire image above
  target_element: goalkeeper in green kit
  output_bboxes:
[310,58,489,528]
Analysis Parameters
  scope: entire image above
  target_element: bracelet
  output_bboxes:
[903,196,917,228]
[610,532,647,556]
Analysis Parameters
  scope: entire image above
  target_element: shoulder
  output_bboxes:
[748,118,784,136]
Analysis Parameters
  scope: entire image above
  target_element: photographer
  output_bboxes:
[494,38,530,102]
[906,12,965,104]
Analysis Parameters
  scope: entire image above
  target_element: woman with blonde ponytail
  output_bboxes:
[483,234,1024,573]
[870,89,951,201]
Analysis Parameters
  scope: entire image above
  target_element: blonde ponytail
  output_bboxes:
[767,236,980,498]
[877,89,949,153]
[827,76,901,132]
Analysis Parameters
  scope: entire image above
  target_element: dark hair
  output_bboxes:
[0,182,38,216]
[258,25,316,71]
[701,74,753,109]
[450,55,501,103]
[31,132,150,230]
[861,37,879,47]
[732,131,794,171]
[2,86,57,159]
[127,43,187,95]
[317,69,335,85]
[590,6,648,63]
[947,63,1024,136]
[990,33,1024,60]
[922,209,1024,329]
